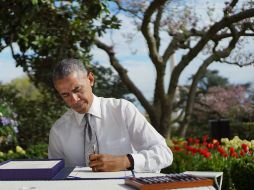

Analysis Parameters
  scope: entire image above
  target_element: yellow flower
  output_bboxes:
[0,112,3,117]
[0,151,4,157]
[16,146,26,155]
[233,136,240,141]
[251,140,254,148]
[221,138,229,144]
[7,150,14,155]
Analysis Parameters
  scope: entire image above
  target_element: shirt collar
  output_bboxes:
[73,94,102,126]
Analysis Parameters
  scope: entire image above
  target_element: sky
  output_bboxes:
[0,0,254,100]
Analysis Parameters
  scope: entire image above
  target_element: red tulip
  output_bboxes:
[241,144,249,153]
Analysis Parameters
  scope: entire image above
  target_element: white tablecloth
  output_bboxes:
[1,179,216,190]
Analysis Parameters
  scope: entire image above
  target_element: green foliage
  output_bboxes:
[0,79,66,148]
[196,70,229,93]
[231,122,254,141]
[162,151,236,190]
[0,0,121,90]
[25,143,48,159]
[91,63,133,101]
[163,136,254,190]
[231,157,254,190]
[7,77,41,99]
[0,144,48,162]
[0,74,130,150]
[0,103,18,151]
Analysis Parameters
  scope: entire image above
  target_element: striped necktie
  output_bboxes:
[83,114,98,166]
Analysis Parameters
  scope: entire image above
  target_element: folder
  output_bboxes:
[0,159,64,180]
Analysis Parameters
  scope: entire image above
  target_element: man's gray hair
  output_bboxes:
[52,58,87,81]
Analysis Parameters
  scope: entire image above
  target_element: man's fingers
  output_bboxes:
[89,160,100,167]
[89,153,100,161]
[91,162,104,172]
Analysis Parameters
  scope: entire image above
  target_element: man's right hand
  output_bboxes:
[89,154,131,172]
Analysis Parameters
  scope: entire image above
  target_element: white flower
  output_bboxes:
[13,126,19,133]
[0,112,2,117]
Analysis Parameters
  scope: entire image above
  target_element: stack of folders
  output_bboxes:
[125,173,214,190]
[0,159,64,180]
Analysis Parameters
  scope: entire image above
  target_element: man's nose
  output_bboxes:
[70,93,79,103]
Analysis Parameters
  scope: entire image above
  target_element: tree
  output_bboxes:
[193,85,254,122]
[0,78,66,147]
[94,0,254,138]
[0,0,128,97]
[195,70,229,93]
[0,1,133,146]
[1,0,254,138]
[174,69,231,134]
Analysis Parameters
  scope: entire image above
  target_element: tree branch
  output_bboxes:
[179,27,244,137]
[0,44,8,52]
[113,0,143,20]
[222,59,254,67]
[94,38,157,121]
[154,5,163,51]
[224,0,239,15]
[167,8,254,102]
[141,0,167,65]
[162,33,191,65]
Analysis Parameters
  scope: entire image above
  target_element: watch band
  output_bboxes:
[126,154,134,170]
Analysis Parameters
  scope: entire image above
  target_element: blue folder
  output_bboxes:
[0,159,64,180]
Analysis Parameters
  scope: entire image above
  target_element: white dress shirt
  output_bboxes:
[48,95,173,172]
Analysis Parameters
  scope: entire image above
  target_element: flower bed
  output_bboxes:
[162,135,254,190]
[0,106,19,151]
[0,105,48,162]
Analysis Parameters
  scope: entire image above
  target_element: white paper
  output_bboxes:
[68,167,133,179]
[0,160,61,169]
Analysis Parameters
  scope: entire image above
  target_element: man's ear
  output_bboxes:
[87,72,94,87]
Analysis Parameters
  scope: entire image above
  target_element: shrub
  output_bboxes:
[231,122,254,140]
[25,143,48,159]
[0,105,19,151]
[0,143,48,162]
[0,83,66,147]
[163,135,254,190]
[231,157,254,190]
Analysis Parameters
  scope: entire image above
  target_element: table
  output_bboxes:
[183,171,223,190]
[0,168,216,190]
[0,179,216,190]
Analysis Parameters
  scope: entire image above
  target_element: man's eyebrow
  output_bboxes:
[72,86,80,92]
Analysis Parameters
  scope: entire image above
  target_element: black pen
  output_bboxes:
[131,170,136,178]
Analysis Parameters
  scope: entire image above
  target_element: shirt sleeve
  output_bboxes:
[48,125,64,159]
[124,100,173,172]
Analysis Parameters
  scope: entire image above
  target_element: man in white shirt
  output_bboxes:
[48,58,173,172]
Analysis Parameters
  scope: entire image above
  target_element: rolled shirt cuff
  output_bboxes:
[131,153,146,172]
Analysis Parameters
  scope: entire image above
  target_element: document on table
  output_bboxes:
[67,167,133,179]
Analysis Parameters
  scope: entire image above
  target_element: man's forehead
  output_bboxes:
[55,72,86,90]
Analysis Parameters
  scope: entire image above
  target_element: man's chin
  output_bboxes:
[72,107,87,114]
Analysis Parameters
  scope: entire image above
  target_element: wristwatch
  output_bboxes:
[126,154,134,170]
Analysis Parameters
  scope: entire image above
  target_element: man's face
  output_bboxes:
[54,70,94,114]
